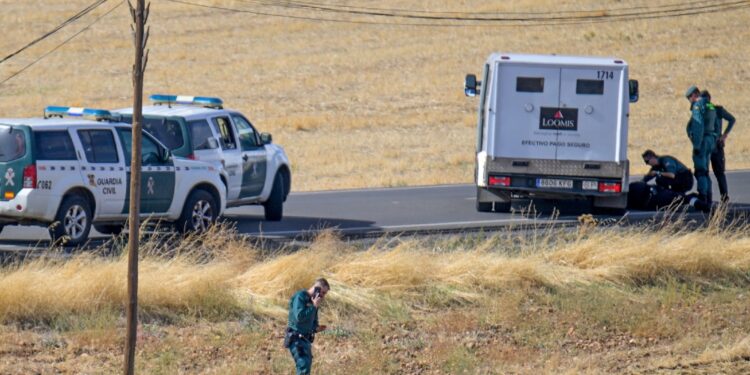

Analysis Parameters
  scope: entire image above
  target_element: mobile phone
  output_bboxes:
[313,286,321,299]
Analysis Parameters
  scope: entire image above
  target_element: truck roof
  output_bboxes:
[488,53,628,68]
[112,105,232,120]
[0,117,123,129]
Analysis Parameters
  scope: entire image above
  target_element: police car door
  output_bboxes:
[75,129,127,218]
[116,128,176,215]
[211,116,242,200]
[495,63,560,160]
[557,67,622,162]
[231,114,267,199]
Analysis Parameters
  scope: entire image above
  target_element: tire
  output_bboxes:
[495,201,512,213]
[177,189,218,233]
[50,195,92,246]
[476,201,493,212]
[94,224,124,236]
[263,173,284,221]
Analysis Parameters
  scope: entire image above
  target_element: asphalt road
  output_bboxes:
[2,171,749,249]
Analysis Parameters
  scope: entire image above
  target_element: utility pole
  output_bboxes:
[125,0,149,374]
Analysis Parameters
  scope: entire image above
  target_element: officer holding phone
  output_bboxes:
[285,278,330,374]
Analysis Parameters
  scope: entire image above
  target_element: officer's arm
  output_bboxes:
[661,160,677,178]
[291,293,315,323]
[721,107,736,135]
[690,106,704,150]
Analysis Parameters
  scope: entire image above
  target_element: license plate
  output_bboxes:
[536,178,573,189]
[582,180,599,190]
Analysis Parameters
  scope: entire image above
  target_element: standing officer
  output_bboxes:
[685,85,717,203]
[285,278,330,375]
[642,149,693,193]
[701,90,736,203]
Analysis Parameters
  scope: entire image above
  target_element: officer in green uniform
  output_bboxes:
[685,85,717,203]
[701,90,736,203]
[641,149,693,193]
[285,278,330,375]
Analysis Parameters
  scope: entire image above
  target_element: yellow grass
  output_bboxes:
[1,0,748,190]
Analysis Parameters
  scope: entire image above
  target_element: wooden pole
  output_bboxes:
[125,0,149,373]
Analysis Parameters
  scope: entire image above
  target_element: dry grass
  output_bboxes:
[1,0,748,190]
[1,213,750,372]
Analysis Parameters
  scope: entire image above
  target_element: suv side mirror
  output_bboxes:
[629,79,639,103]
[158,147,171,162]
[207,136,220,149]
[260,132,272,145]
[465,74,480,97]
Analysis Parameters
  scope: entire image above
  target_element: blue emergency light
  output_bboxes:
[44,106,113,122]
[149,94,223,109]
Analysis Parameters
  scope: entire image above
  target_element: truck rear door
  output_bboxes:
[0,125,32,202]
[494,64,560,160]
[557,67,623,162]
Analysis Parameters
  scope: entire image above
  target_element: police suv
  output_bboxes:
[112,95,291,221]
[465,53,639,212]
[0,107,226,245]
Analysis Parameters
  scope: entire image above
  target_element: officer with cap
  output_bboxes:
[685,85,717,204]
[701,90,736,203]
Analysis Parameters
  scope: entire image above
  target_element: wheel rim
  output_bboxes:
[190,199,214,231]
[63,204,87,240]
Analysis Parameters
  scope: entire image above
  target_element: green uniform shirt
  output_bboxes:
[686,97,717,150]
[287,290,318,336]
[655,155,689,174]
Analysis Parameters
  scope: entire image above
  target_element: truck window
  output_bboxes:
[34,131,77,160]
[576,79,604,95]
[516,77,544,93]
[143,118,184,150]
[0,128,27,162]
[211,117,237,150]
[231,115,259,151]
[188,119,217,150]
[78,129,119,163]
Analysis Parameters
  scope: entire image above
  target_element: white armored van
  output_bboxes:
[465,53,639,212]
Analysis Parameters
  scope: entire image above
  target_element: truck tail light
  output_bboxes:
[489,176,511,187]
[598,182,621,193]
[23,164,36,189]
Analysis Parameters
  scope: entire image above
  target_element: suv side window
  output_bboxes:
[231,115,259,151]
[34,131,77,160]
[116,128,163,166]
[211,116,237,150]
[188,119,218,150]
[78,129,119,163]
[143,118,184,150]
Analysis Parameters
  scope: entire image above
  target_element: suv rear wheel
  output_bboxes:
[51,195,92,246]
[177,189,218,233]
[263,173,284,221]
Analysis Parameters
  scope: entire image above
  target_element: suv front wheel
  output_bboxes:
[177,189,218,233]
[51,195,93,246]
[263,173,284,221]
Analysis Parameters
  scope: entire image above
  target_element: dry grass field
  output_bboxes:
[1,216,750,373]
[1,0,748,190]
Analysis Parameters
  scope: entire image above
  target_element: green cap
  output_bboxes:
[685,85,699,98]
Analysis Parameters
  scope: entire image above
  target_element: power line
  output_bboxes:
[0,0,108,65]
[0,1,124,86]
[166,0,750,27]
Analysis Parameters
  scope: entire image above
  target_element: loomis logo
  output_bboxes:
[540,107,578,131]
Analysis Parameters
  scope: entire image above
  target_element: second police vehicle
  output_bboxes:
[0,107,227,245]
[112,95,291,221]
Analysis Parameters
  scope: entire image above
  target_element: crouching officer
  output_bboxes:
[284,278,330,375]
[642,149,693,193]
[701,90,736,203]
[685,85,718,204]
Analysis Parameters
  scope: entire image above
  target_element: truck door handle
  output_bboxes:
[242,154,249,162]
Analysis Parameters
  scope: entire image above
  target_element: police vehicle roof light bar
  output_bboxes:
[44,106,113,122]
[149,94,223,109]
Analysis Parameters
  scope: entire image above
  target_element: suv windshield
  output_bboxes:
[0,126,27,162]
[118,115,184,150]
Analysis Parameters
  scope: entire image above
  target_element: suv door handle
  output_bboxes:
[242,154,249,162]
